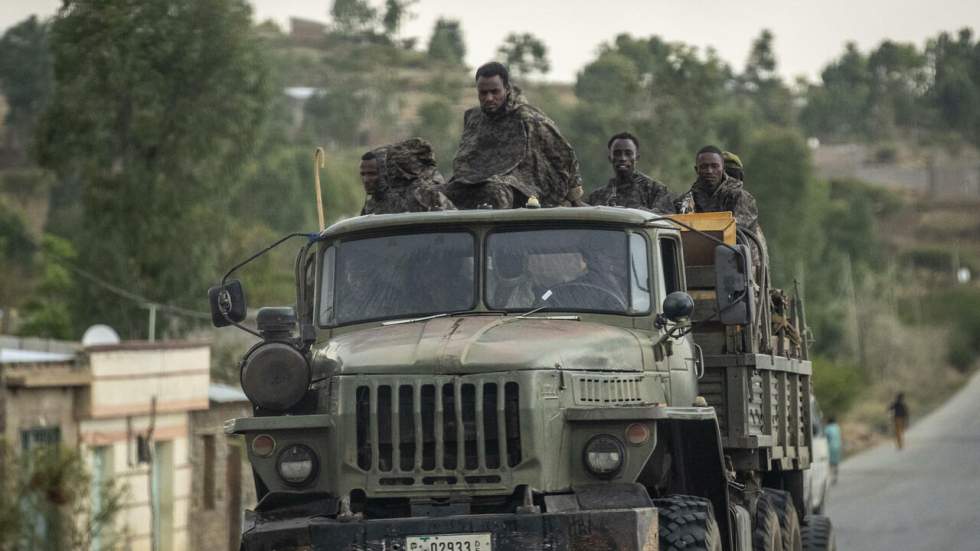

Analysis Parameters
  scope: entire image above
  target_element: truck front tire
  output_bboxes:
[653,495,722,551]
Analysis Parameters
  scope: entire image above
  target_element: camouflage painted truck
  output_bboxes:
[209,206,834,551]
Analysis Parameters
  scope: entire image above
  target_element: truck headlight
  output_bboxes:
[241,342,311,411]
[583,434,625,478]
[277,444,318,485]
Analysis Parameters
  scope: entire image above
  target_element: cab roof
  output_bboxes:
[320,206,675,238]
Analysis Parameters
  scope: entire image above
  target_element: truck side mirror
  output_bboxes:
[714,245,755,326]
[208,279,247,327]
[662,291,694,322]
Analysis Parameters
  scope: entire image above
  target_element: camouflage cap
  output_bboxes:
[722,151,743,169]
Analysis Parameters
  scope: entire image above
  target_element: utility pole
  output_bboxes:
[841,254,866,373]
[144,303,158,342]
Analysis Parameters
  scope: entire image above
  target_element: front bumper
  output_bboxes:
[242,507,659,551]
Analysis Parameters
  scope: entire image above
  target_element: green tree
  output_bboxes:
[0,16,53,154]
[927,29,979,145]
[331,0,377,35]
[800,42,872,140]
[36,0,272,338]
[0,443,125,551]
[427,18,466,65]
[18,235,76,340]
[412,98,458,167]
[741,30,794,126]
[569,34,736,187]
[382,0,417,37]
[743,127,817,285]
[497,33,551,79]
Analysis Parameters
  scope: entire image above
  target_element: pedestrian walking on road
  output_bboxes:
[825,416,842,484]
[889,393,910,450]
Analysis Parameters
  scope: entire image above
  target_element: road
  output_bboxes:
[826,371,980,550]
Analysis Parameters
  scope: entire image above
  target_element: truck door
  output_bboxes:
[659,235,698,406]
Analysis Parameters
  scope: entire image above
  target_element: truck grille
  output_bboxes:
[355,381,522,476]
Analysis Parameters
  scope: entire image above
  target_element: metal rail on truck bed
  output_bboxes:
[670,213,813,473]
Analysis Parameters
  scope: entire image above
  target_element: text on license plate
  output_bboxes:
[405,533,492,551]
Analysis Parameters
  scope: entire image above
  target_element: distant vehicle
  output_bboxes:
[806,396,832,514]
[211,207,834,550]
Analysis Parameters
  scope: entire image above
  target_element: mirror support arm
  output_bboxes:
[219,232,321,339]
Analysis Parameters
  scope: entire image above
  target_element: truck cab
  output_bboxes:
[213,206,823,551]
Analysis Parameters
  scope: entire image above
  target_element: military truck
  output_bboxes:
[209,207,834,551]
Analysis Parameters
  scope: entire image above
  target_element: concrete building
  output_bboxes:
[188,383,256,551]
[0,336,244,551]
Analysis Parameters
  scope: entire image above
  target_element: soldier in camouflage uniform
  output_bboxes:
[677,145,767,270]
[360,138,455,215]
[587,132,674,213]
[445,62,584,210]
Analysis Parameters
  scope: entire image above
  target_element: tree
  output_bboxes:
[331,0,378,35]
[741,30,794,126]
[36,0,272,338]
[927,29,980,145]
[497,33,551,79]
[427,18,466,65]
[382,0,417,38]
[0,443,124,551]
[17,235,76,340]
[0,16,53,154]
[800,42,873,140]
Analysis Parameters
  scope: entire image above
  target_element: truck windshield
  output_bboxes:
[486,228,648,314]
[320,232,476,325]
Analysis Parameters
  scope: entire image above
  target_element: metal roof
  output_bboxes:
[0,348,76,364]
[319,206,675,238]
[209,382,249,403]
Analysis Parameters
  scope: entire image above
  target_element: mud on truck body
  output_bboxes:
[209,207,832,551]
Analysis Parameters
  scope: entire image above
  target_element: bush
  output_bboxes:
[914,288,980,371]
[812,357,867,417]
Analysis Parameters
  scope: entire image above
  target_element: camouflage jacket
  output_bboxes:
[360,138,455,215]
[676,175,758,229]
[448,87,584,209]
[587,171,675,213]
[677,175,767,268]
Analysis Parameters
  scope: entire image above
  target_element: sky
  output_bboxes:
[3,0,979,83]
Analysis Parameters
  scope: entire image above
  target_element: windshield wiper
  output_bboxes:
[380,310,506,326]
[381,312,456,326]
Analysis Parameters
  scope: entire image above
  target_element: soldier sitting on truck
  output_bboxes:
[445,61,585,209]
[359,138,455,215]
[587,132,675,213]
[677,145,767,270]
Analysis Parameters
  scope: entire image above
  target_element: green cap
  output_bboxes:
[722,151,743,169]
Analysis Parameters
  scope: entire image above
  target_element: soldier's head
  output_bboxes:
[722,150,744,182]
[607,132,639,179]
[359,151,381,195]
[475,62,511,114]
[695,145,725,187]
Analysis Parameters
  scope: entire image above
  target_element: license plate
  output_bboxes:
[405,533,492,551]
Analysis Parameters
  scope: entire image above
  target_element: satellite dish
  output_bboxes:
[82,324,121,348]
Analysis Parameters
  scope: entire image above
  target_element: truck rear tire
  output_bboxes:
[653,495,722,551]
[801,515,835,551]
[765,489,802,551]
[753,492,783,551]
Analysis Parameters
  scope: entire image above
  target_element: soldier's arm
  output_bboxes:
[730,189,759,229]
[648,181,677,214]
[536,119,584,200]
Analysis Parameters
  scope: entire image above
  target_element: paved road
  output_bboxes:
[826,371,980,550]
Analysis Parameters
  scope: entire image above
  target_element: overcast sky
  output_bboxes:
[3,0,978,82]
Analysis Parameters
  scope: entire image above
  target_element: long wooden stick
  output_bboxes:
[314,147,326,231]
